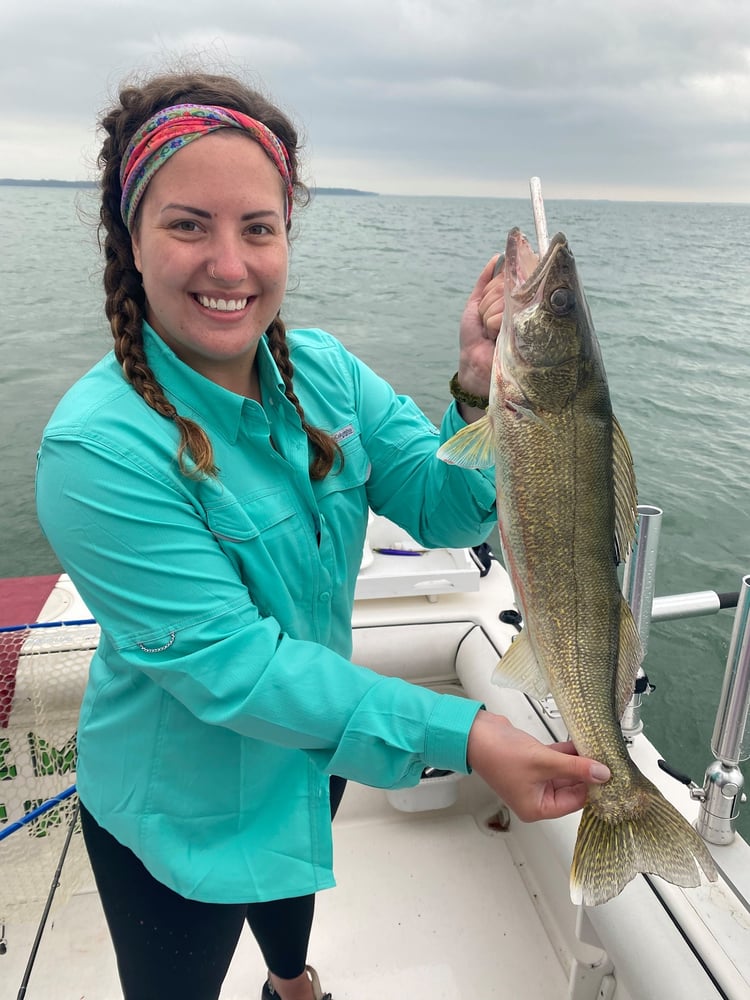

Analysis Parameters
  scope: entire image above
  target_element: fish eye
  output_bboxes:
[549,287,576,315]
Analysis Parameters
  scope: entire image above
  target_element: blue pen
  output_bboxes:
[373,547,424,556]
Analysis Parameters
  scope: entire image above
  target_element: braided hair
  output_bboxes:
[98,71,341,479]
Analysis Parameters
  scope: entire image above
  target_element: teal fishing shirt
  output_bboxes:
[36,324,496,903]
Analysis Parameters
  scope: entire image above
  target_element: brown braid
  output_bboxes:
[266,317,343,479]
[97,70,341,480]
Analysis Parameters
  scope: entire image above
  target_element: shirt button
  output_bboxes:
[320,592,331,602]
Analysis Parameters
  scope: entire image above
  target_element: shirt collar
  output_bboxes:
[142,322,287,444]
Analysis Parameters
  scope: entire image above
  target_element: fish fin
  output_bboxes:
[491,633,550,701]
[436,415,495,469]
[612,415,638,564]
[570,772,718,906]
[616,597,644,720]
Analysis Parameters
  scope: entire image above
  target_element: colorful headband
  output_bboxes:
[119,103,294,232]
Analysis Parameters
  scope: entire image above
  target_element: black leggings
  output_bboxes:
[80,776,347,1000]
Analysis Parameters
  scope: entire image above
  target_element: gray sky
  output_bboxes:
[3,0,749,202]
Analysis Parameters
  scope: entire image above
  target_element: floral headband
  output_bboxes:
[119,103,294,232]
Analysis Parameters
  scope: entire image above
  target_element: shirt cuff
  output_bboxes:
[442,399,470,437]
[424,693,484,774]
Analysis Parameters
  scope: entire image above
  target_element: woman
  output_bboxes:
[35,71,609,1000]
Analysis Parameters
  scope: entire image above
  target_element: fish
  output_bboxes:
[438,228,718,905]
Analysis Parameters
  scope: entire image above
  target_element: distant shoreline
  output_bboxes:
[2,179,745,206]
[0,178,378,197]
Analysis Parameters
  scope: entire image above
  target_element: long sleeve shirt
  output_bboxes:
[35,323,496,902]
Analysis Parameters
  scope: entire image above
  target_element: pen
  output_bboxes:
[373,547,425,556]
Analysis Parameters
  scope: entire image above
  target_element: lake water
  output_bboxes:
[1,186,749,834]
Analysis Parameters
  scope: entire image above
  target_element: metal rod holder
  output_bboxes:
[696,574,750,844]
[620,505,662,738]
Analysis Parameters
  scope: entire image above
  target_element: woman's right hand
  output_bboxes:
[466,710,610,823]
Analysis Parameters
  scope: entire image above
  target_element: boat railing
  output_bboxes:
[694,574,750,844]
[621,505,749,844]
[620,505,662,739]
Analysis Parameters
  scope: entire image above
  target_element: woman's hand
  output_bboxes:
[454,254,505,419]
[467,710,610,822]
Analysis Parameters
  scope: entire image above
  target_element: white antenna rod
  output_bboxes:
[529,176,549,255]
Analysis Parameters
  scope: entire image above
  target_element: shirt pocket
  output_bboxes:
[314,431,371,503]
[205,488,298,543]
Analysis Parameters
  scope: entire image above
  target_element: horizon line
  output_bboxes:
[1,177,748,207]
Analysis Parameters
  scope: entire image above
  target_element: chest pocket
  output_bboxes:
[205,488,298,542]
[313,432,371,503]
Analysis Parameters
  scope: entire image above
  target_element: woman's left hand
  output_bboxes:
[455,254,505,415]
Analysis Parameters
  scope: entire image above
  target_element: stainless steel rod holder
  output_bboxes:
[620,505,662,738]
[711,574,750,764]
[696,575,750,844]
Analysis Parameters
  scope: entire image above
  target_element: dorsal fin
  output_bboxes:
[612,415,638,563]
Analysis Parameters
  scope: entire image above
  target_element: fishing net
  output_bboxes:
[0,620,98,932]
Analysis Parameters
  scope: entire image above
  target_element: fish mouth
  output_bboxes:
[504,228,575,311]
[497,226,590,380]
[504,227,540,293]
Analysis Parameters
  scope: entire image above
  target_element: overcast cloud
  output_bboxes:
[2,0,749,201]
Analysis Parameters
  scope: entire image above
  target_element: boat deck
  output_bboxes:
[1,776,564,1000]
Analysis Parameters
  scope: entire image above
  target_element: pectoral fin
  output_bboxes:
[436,414,495,469]
[491,632,550,702]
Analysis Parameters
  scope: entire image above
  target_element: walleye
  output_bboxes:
[438,228,718,905]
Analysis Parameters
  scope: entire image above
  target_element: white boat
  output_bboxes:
[1,512,749,1000]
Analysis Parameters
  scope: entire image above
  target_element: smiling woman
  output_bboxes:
[33,68,611,1000]
[131,132,290,396]
[97,83,340,482]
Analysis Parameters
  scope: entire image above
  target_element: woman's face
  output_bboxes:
[131,129,289,393]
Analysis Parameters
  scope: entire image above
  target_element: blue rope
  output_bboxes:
[0,620,96,634]
[0,786,78,842]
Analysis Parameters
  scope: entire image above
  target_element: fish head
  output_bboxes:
[495,229,600,415]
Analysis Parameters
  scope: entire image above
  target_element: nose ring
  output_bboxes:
[209,264,217,280]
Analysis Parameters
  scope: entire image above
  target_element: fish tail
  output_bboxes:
[570,775,718,906]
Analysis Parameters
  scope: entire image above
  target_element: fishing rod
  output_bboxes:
[0,786,81,996]
[15,799,80,1000]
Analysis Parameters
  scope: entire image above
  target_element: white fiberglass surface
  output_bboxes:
[1,779,564,1000]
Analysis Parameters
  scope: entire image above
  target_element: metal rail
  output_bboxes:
[621,506,662,737]
[695,575,750,844]
[651,590,740,622]
[619,504,750,843]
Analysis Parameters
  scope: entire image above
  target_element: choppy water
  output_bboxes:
[2,186,749,834]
